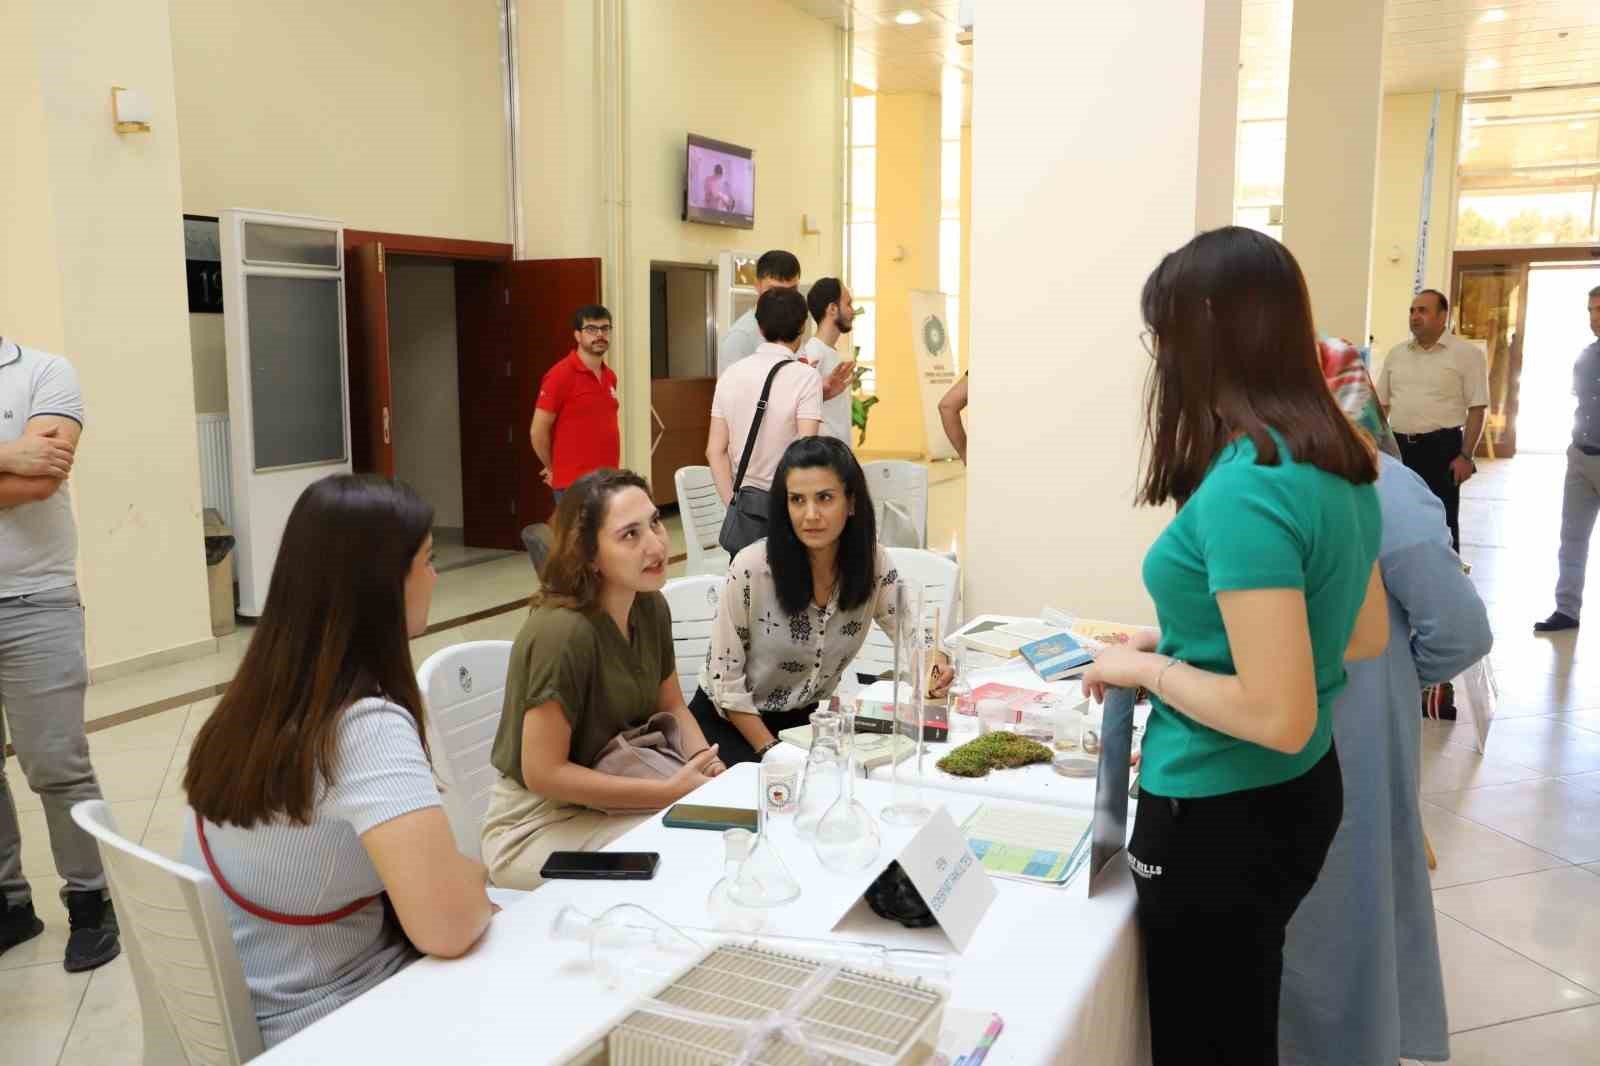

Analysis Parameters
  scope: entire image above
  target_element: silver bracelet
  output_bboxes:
[1153,656,1184,700]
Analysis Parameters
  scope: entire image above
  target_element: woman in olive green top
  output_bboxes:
[1082,229,1390,1066]
[481,469,724,889]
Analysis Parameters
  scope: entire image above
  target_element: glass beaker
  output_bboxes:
[795,705,846,839]
[813,710,882,873]
[706,829,767,933]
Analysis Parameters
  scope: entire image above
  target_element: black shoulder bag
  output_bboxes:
[717,359,793,556]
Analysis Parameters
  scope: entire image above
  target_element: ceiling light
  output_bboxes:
[1480,8,1506,22]
[893,9,923,25]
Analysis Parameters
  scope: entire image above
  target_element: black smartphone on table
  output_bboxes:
[539,850,660,881]
[662,803,760,832]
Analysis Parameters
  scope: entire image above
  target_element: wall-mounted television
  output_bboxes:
[684,134,754,229]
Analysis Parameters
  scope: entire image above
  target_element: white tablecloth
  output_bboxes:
[256,767,1148,1065]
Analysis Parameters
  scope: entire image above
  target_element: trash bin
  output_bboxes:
[203,508,236,637]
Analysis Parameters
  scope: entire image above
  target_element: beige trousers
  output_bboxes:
[480,775,651,890]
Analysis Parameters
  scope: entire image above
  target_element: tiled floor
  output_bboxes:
[9,456,1600,1064]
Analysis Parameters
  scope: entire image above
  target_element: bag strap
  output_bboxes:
[194,811,381,926]
[730,359,793,497]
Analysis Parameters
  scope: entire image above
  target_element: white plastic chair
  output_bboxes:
[674,465,731,576]
[848,547,961,681]
[417,640,514,861]
[662,575,726,705]
[71,800,265,1066]
[863,460,929,548]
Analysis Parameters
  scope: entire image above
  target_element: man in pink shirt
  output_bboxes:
[706,289,822,552]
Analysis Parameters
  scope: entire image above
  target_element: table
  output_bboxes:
[257,766,1148,1065]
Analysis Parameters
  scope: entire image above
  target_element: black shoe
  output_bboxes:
[64,891,120,973]
[0,897,45,957]
[1534,612,1580,633]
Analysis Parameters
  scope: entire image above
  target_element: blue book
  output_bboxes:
[1018,632,1094,682]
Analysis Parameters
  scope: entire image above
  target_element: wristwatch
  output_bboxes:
[1459,453,1477,471]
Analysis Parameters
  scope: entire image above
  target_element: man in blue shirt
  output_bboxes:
[1537,284,1600,633]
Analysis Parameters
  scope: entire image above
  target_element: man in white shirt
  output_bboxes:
[0,337,121,973]
[716,249,800,376]
[801,277,859,445]
[1376,289,1490,552]
[706,289,822,555]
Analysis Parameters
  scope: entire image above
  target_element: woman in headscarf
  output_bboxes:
[1277,338,1494,1066]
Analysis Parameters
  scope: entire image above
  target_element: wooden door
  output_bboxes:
[650,378,717,507]
[345,242,395,476]
[455,257,602,549]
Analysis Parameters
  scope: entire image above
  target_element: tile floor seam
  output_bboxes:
[1420,797,1578,866]
[1446,1000,1600,1037]
[1435,896,1600,998]
[51,966,93,1066]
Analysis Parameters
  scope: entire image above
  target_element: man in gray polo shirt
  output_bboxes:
[1537,286,1600,633]
[0,336,120,972]
[716,249,801,376]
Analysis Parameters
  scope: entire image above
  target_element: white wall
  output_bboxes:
[388,258,464,529]
[170,0,508,241]
[967,1,1215,623]
[619,0,845,477]
[11,0,215,672]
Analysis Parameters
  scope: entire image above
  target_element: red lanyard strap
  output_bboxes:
[194,811,381,926]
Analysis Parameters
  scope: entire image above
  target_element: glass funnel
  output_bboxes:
[550,903,705,991]
[705,829,767,933]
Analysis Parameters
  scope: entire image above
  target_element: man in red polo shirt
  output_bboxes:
[530,304,620,504]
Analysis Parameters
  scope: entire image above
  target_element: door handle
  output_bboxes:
[382,407,391,446]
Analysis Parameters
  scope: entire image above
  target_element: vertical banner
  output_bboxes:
[911,289,960,461]
[1413,90,1439,295]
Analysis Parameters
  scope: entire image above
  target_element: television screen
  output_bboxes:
[684,134,754,229]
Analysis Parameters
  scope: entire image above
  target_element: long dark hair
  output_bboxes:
[535,468,652,611]
[186,475,434,827]
[1138,226,1377,507]
[766,437,878,616]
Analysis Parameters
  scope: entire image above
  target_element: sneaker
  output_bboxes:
[64,891,120,973]
[0,897,45,957]
[1534,612,1580,633]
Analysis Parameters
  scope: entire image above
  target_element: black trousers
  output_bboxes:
[688,688,815,766]
[1396,426,1464,553]
[1129,746,1343,1066]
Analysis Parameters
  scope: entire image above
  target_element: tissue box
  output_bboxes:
[603,944,946,1066]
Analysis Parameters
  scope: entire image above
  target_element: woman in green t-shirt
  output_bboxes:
[481,469,725,889]
[1081,228,1391,1066]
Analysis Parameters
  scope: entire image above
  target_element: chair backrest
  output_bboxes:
[417,641,514,860]
[71,800,264,1066]
[662,575,726,704]
[862,460,929,548]
[848,547,961,681]
[674,465,731,577]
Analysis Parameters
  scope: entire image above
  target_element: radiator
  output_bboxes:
[196,412,232,525]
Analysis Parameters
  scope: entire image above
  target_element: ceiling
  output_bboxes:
[784,0,971,95]
[1243,0,1600,122]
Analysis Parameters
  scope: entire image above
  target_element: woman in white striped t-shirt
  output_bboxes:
[179,476,495,1048]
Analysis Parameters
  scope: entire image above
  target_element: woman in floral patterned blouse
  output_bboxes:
[689,437,953,765]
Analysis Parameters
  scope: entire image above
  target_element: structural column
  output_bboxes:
[967,0,1235,622]
[1281,0,1388,343]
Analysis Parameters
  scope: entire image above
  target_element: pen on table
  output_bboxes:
[966,1014,1004,1066]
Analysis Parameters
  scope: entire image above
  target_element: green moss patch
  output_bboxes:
[936,733,1053,778]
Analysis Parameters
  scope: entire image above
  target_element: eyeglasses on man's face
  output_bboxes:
[580,324,613,336]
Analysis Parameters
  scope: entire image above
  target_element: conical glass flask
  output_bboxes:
[794,703,847,839]
[813,709,882,873]
[705,828,767,932]
[727,768,801,907]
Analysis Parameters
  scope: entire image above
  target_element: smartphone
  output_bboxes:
[662,803,760,832]
[539,850,660,881]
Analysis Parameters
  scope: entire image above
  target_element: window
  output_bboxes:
[1234,118,1286,243]
[847,92,878,392]
[1456,88,1600,248]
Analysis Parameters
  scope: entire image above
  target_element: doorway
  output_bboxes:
[649,261,717,507]
[1519,264,1600,454]
[343,230,601,551]
[1451,246,1600,458]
